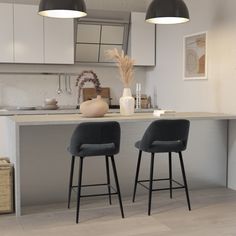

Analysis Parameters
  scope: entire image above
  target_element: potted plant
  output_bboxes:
[106,48,135,116]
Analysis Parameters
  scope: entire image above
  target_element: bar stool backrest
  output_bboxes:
[69,121,121,155]
[140,119,190,151]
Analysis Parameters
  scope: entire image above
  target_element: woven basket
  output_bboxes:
[0,158,14,214]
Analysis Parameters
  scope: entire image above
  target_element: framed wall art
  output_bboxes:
[184,32,207,80]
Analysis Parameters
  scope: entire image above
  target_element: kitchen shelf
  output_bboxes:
[0,72,80,76]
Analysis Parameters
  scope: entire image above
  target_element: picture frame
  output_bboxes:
[183,31,207,80]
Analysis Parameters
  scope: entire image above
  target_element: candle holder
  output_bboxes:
[136,83,141,110]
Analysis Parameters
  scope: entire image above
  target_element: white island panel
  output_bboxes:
[18,120,227,207]
[228,121,236,190]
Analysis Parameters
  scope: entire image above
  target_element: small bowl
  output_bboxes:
[44,98,58,105]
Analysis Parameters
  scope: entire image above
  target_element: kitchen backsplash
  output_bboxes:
[0,64,147,107]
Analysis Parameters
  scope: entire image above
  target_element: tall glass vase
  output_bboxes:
[119,88,135,116]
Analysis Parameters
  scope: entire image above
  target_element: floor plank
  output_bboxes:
[1,188,236,236]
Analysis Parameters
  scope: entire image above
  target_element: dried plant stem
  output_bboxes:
[106,48,134,88]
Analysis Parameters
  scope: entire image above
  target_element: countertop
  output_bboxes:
[7,112,236,126]
[0,108,154,116]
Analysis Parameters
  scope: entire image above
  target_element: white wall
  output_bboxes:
[0,64,147,107]
[210,0,236,114]
[146,0,224,112]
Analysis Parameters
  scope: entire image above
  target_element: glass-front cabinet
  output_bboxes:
[76,22,128,63]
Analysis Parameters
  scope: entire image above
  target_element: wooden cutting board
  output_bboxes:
[82,87,111,105]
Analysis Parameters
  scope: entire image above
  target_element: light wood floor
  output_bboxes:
[1,188,236,236]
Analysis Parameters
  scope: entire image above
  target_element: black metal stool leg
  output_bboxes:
[169,152,173,199]
[68,155,75,209]
[76,157,84,224]
[148,153,155,216]
[110,155,125,218]
[179,152,191,211]
[105,156,112,205]
[132,150,142,202]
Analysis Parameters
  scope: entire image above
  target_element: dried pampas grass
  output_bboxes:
[106,48,135,88]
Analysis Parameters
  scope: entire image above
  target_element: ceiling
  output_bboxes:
[0,0,151,11]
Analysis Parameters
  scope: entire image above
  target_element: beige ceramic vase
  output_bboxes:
[120,88,135,116]
[80,95,109,117]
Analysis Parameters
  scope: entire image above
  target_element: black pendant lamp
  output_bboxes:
[146,0,190,24]
[38,0,87,18]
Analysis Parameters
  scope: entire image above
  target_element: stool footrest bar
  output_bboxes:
[138,178,170,183]
[138,182,150,190]
[138,178,184,186]
[172,180,184,187]
[110,185,117,192]
[152,186,185,192]
[80,192,118,198]
[71,184,118,197]
[137,178,185,191]
[72,183,108,188]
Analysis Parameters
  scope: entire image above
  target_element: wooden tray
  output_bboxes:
[82,87,111,105]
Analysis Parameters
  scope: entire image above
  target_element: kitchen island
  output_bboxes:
[0,112,235,216]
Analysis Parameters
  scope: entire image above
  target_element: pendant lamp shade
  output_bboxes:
[38,0,87,18]
[146,0,190,24]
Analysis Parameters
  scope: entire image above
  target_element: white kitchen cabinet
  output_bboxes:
[44,18,74,64]
[0,4,14,63]
[14,4,44,63]
[129,12,156,66]
[76,22,128,63]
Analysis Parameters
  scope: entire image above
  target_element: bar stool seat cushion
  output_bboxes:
[135,140,185,153]
[68,121,121,157]
[70,143,116,157]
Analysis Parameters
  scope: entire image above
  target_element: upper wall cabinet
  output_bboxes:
[14,4,44,63]
[76,24,100,62]
[44,18,74,64]
[129,12,156,66]
[0,3,14,63]
[76,22,127,63]
[0,3,74,64]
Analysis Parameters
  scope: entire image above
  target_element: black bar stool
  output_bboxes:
[67,121,124,223]
[132,119,191,215]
